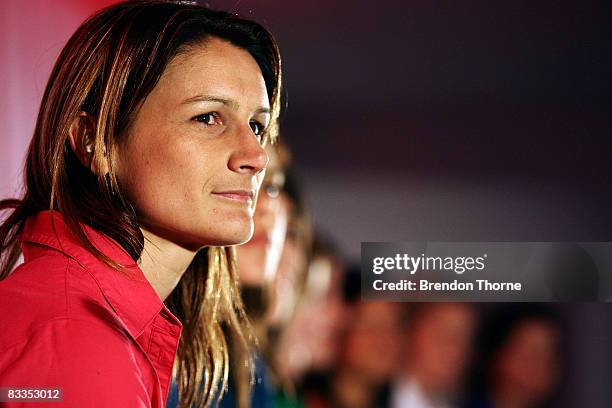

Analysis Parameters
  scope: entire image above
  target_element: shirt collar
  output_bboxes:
[20,210,181,338]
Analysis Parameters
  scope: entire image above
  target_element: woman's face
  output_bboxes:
[495,319,559,401]
[115,37,270,249]
[342,302,403,384]
[409,304,475,392]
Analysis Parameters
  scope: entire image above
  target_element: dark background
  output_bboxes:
[205,1,612,406]
[209,0,611,258]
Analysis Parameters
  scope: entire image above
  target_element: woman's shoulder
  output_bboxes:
[0,248,124,352]
[0,245,156,405]
[0,306,152,406]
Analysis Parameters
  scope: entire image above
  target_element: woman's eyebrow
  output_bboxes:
[182,94,238,109]
[182,94,270,115]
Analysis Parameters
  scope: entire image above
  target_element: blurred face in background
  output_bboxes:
[236,144,288,286]
[493,319,560,404]
[267,201,309,326]
[276,254,348,379]
[341,302,403,384]
[407,303,476,394]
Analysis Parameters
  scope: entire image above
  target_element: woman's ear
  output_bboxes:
[67,111,109,175]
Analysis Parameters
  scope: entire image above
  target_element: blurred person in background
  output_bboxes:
[265,161,315,407]
[324,268,404,408]
[219,143,292,408]
[238,142,292,328]
[274,236,349,407]
[266,165,313,332]
[391,303,476,408]
[238,141,315,408]
[463,304,562,408]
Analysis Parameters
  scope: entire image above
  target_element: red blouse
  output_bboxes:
[0,211,182,407]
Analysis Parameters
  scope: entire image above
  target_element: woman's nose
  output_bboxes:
[227,126,269,175]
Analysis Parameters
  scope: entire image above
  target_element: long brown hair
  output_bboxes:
[0,1,282,406]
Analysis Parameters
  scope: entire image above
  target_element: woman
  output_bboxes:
[464,305,562,408]
[330,299,404,408]
[0,1,282,407]
[275,237,348,407]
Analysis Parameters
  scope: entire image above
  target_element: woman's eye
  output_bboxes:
[192,112,221,126]
[264,183,281,199]
[250,120,266,137]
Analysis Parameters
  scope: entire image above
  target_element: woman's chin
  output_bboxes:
[141,219,253,249]
[209,224,254,247]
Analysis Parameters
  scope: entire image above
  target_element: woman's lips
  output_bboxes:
[211,190,254,203]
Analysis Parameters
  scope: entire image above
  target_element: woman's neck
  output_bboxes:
[137,227,198,301]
